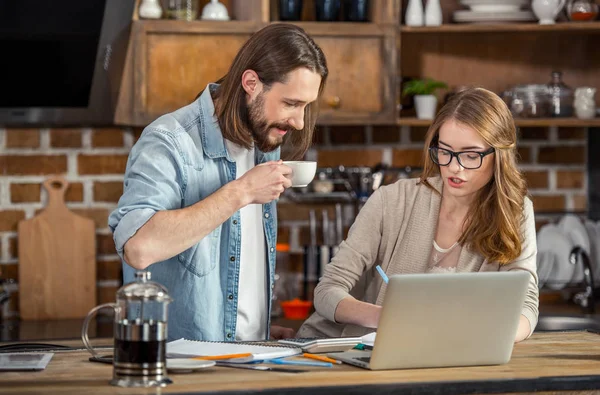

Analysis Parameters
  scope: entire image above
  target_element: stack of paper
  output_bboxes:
[166,339,301,363]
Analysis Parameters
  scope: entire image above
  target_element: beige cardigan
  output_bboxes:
[297,177,539,338]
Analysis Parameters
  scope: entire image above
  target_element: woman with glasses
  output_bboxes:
[297,87,538,343]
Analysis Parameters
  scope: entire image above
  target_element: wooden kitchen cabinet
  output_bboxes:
[117,21,253,126]
[302,24,397,124]
[115,0,401,126]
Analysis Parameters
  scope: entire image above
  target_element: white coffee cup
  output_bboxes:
[283,161,317,187]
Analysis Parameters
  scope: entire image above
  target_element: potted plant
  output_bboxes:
[402,78,448,120]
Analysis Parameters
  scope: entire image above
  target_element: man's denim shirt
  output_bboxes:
[108,84,279,342]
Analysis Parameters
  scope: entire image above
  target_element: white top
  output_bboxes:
[428,240,461,273]
[225,139,268,341]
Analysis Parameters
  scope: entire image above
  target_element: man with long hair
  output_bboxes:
[109,24,328,342]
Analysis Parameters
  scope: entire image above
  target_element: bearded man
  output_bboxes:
[109,24,328,342]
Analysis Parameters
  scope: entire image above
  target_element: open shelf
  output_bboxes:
[400,22,600,33]
[398,117,600,127]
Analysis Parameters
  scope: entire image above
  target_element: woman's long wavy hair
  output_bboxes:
[419,87,528,265]
[212,24,328,160]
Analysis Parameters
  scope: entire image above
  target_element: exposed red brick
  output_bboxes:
[98,259,122,281]
[538,146,585,165]
[558,127,586,140]
[93,182,123,203]
[50,128,82,148]
[8,236,17,259]
[409,127,429,143]
[10,183,40,203]
[78,155,128,175]
[535,219,551,233]
[556,170,585,189]
[531,195,566,213]
[372,126,401,144]
[0,210,26,232]
[65,182,84,202]
[523,171,549,189]
[519,127,548,141]
[5,129,40,148]
[573,195,587,211]
[316,149,383,168]
[277,227,290,245]
[133,127,144,143]
[0,155,67,175]
[517,147,531,163]
[71,209,109,229]
[98,286,120,305]
[329,126,366,145]
[392,149,423,167]
[0,264,18,280]
[92,128,125,148]
[97,234,117,255]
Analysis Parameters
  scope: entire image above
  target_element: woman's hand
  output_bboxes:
[514,315,531,343]
[334,297,382,328]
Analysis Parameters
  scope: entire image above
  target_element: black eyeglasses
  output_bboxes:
[429,146,495,170]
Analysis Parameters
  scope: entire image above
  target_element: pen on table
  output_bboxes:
[193,353,252,361]
[268,358,332,368]
[375,265,389,284]
[303,353,342,365]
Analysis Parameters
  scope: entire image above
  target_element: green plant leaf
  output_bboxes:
[402,78,448,97]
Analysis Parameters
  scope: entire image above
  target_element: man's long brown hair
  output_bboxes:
[212,24,328,160]
[419,87,528,265]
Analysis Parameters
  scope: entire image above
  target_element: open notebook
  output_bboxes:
[167,339,301,363]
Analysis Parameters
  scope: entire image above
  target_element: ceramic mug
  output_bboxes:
[283,161,317,187]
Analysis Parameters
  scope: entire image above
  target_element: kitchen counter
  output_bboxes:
[2,332,600,394]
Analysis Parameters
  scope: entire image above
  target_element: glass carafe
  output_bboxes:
[82,271,172,388]
[547,71,574,117]
[567,0,599,21]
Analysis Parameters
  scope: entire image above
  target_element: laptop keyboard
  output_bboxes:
[355,356,371,363]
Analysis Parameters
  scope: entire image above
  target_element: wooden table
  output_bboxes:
[1,332,600,394]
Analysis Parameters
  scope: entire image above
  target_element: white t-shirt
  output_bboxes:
[224,139,268,341]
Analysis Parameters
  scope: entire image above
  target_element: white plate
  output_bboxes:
[469,5,522,12]
[558,215,589,284]
[453,10,536,22]
[167,359,216,373]
[536,251,555,288]
[537,224,574,290]
[584,219,600,284]
[460,0,529,6]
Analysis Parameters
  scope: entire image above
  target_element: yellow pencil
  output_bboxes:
[193,353,252,361]
[303,353,342,364]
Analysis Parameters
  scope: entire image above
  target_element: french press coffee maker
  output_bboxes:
[82,270,172,387]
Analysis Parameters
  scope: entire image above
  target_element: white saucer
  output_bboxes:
[558,215,589,284]
[453,10,536,23]
[167,359,216,373]
[460,0,529,12]
[538,224,574,290]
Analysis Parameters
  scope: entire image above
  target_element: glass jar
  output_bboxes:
[567,0,599,21]
[547,71,574,117]
[509,85,551,118]
[166,0,199,21]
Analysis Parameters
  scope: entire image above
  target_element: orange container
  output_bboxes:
[280,299,313,320]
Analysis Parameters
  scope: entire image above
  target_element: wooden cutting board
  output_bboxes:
[18,176,97,320]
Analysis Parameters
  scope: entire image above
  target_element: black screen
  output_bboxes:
[0,0,106,107]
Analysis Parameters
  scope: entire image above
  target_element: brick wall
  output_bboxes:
[0,125,587,318]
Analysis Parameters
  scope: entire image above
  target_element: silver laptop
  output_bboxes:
[328,271,530,370]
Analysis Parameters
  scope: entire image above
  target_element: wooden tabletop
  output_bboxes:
[2,332,600,394]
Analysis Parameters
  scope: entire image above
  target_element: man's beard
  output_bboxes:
[247,92,292,153]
